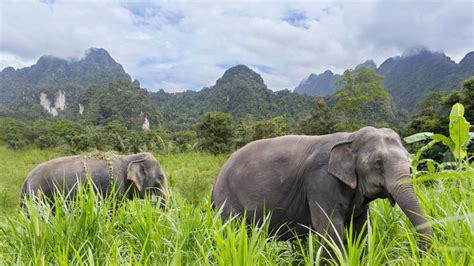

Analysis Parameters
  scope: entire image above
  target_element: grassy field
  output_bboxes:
[0,145,472,264]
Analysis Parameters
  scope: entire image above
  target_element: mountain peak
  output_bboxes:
[356,60,377,70]
[86,47,110,56]
[321,70,334,76]
[294,69,341,96]
[216,65,265,86]
[460,51,474,65]
[1,66,15,72]
[0,48,132,106]
[401,46,444,58]
[83,47,116,65]
[36,54,67,66]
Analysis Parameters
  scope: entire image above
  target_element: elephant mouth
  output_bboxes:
[377,185,395,207]
[388,193,396,207]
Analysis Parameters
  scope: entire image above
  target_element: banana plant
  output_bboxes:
[404,103,472,171]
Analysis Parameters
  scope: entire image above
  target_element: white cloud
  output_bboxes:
[0,0,472,92]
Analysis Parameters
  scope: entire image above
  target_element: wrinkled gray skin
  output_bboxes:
[212,127,433,249]
[20,152,168,206]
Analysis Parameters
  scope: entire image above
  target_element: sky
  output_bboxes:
[1,0,473,92]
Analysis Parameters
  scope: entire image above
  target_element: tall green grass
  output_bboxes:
[0,146,472,264]
[0,146,64,215]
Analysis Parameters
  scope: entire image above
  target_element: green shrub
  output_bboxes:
[405,103,472,172]
[197,112,235,154]
[0,118,29,149]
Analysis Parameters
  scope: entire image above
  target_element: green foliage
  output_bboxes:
[235,114,257,147]
[1,146,473,264]
[447,76,474,125]
[298,99,338,135]
[448,103,471,161]
[404,103,472,171]
[233,115,290,147]
[405,76,474,136]
[151,65,315,131]
[80,79,162,130]
[333,67,397,131]
[377,49,474,114]
[0,117,178,153]
[404,92,450,137]
[196,112,235,154]
[0,118,28,149]
[296,68,401,135]
[171,130,199,152]
[252,115,289,140]
[0,48,131,107]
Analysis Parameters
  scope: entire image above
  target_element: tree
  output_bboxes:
[196,112,235,154]
[253,116,289,140]
[80,78,163,130]
[405,92,449,136]
[405,76,474,136]
[458,76,474,123]
[0,118,29,149]
[333,67,397,131]
[298,99,337,135]
[235,114,257,147]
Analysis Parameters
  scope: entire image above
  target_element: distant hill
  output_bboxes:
[355,60,377,70]
[294,70,342,97]
[295,49,474,113]
[0,48,161,129]
[151,65,316,131]
[294,60,377,97]
[0,48,131,106]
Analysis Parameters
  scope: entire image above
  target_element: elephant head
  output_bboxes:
[127,152,168,205]
[328,127,433,249]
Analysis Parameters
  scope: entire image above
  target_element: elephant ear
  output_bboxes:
[127,159,146,192]
[328,140,357,189]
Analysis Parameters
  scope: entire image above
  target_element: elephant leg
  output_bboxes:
[314,214,345,263]
[350,206,370,241]
[309,203,346,248]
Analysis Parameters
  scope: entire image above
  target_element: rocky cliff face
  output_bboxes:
[39,90,67,117]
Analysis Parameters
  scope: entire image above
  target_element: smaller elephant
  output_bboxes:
[20,152,168,206]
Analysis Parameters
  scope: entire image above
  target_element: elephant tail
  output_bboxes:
[19,182,28,209]
[210,192,216,210]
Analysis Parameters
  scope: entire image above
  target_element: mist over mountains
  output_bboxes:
[295,48,474,112]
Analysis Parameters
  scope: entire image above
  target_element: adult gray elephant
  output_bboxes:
[20,152,168,206]
[212,127,433,249]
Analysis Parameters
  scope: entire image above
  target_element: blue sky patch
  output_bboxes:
[281,10,309,29]
[250,64,274,74]
[39,0,55,5]
[138,57,173,67]
[121,2,183,27]
[216,63,240,70]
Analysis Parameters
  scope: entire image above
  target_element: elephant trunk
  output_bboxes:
[387,164,433,250]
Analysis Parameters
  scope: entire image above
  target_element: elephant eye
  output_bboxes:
[375,159,384,169]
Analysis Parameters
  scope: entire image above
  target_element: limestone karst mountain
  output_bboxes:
[0,48,131,106]
[295,49,474,113]
[152,65,315,131]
